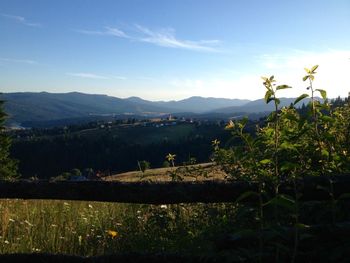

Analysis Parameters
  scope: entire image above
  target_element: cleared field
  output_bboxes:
[103,163,227,182]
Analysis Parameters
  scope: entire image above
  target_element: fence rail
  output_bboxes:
[1,175,350,204]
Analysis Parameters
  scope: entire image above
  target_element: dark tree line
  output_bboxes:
[0,95,18,179]
[11,124,230,179]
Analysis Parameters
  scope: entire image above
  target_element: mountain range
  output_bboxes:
[2,92,309,127]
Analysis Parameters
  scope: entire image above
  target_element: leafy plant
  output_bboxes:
[212,65,350,261]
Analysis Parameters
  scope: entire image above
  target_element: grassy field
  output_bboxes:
[0,199,236,256]
[0,164,232,255]
[104,163,227,182]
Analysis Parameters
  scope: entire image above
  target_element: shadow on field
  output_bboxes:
[0,253,227,263]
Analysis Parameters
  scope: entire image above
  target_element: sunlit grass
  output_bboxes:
[0,199,236,256]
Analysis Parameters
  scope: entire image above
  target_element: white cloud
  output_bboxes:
[67,73,109,79]
[76,27,129,38]
[112,75,127,80]
[2,13,41,27]
[0,57,38,64]
[67,72,126,80]
[134,24,220,52]
[77,24,221,52]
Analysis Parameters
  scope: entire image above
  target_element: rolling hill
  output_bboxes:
[2,92,315,127]
[2,92,249,127]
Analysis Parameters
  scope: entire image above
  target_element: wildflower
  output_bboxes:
[88,204,93,209]
[212,139,220,147]
[4,240,9,244]
[166,153,176,167]
[225,120,235,130]
[166,153,176,162]
[212,139,220,151]
[107,230,118,238]
[160,205,167,209]
[9,218,15,223]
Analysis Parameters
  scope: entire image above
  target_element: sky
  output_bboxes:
[0,0,349,101]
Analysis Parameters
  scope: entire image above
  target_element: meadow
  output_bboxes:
[0,199,236,256]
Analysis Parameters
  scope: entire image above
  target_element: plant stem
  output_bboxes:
[274,98,279,189]
[259,181,264,263]
[291,178,299,263]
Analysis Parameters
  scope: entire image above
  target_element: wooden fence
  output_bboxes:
[1,175,350,262]
[1,175,350,204]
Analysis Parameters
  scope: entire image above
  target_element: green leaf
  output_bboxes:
[269,75,275,81]
[241,117,248,126]
[275,98,280,105]
[280,142,298,152]
[304,67,311,74]
[302,75,309,81]
[310,65,319,73]
[295,223,310,229]
[338,193,350,200]
[321,149,329,158]
[235,191,259,203]
[264,195,295,211]
[280,162,298,171]
[276,85,292,90]
[320,115,334,123]
[261,76,268,81]
[316,89,327,100]
[264,90,273,103]
[284,112,298,122]
[260,159,272,165]
[266,97,275,104]
[294,94,309,105]
[309,75,315,81]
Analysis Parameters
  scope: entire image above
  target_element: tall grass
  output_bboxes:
[0,199,236,256]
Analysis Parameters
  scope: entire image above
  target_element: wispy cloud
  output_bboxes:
[0,57,38,64]
[134,24,220,52]
[1,13,41,27]
[67,72,126,80]
[76,27,129,38]
[77,24,221,52]
[112,75,127,80]
[67,73,109,79]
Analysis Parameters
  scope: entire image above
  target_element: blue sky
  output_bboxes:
[1,0,349,100]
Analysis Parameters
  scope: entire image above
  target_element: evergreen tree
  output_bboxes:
[0,95,18,179]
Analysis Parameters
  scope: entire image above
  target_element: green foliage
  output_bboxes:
[138,160,150,173]
[0,96,18,180]
[212,66,350,261]
[215,65,350,182]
